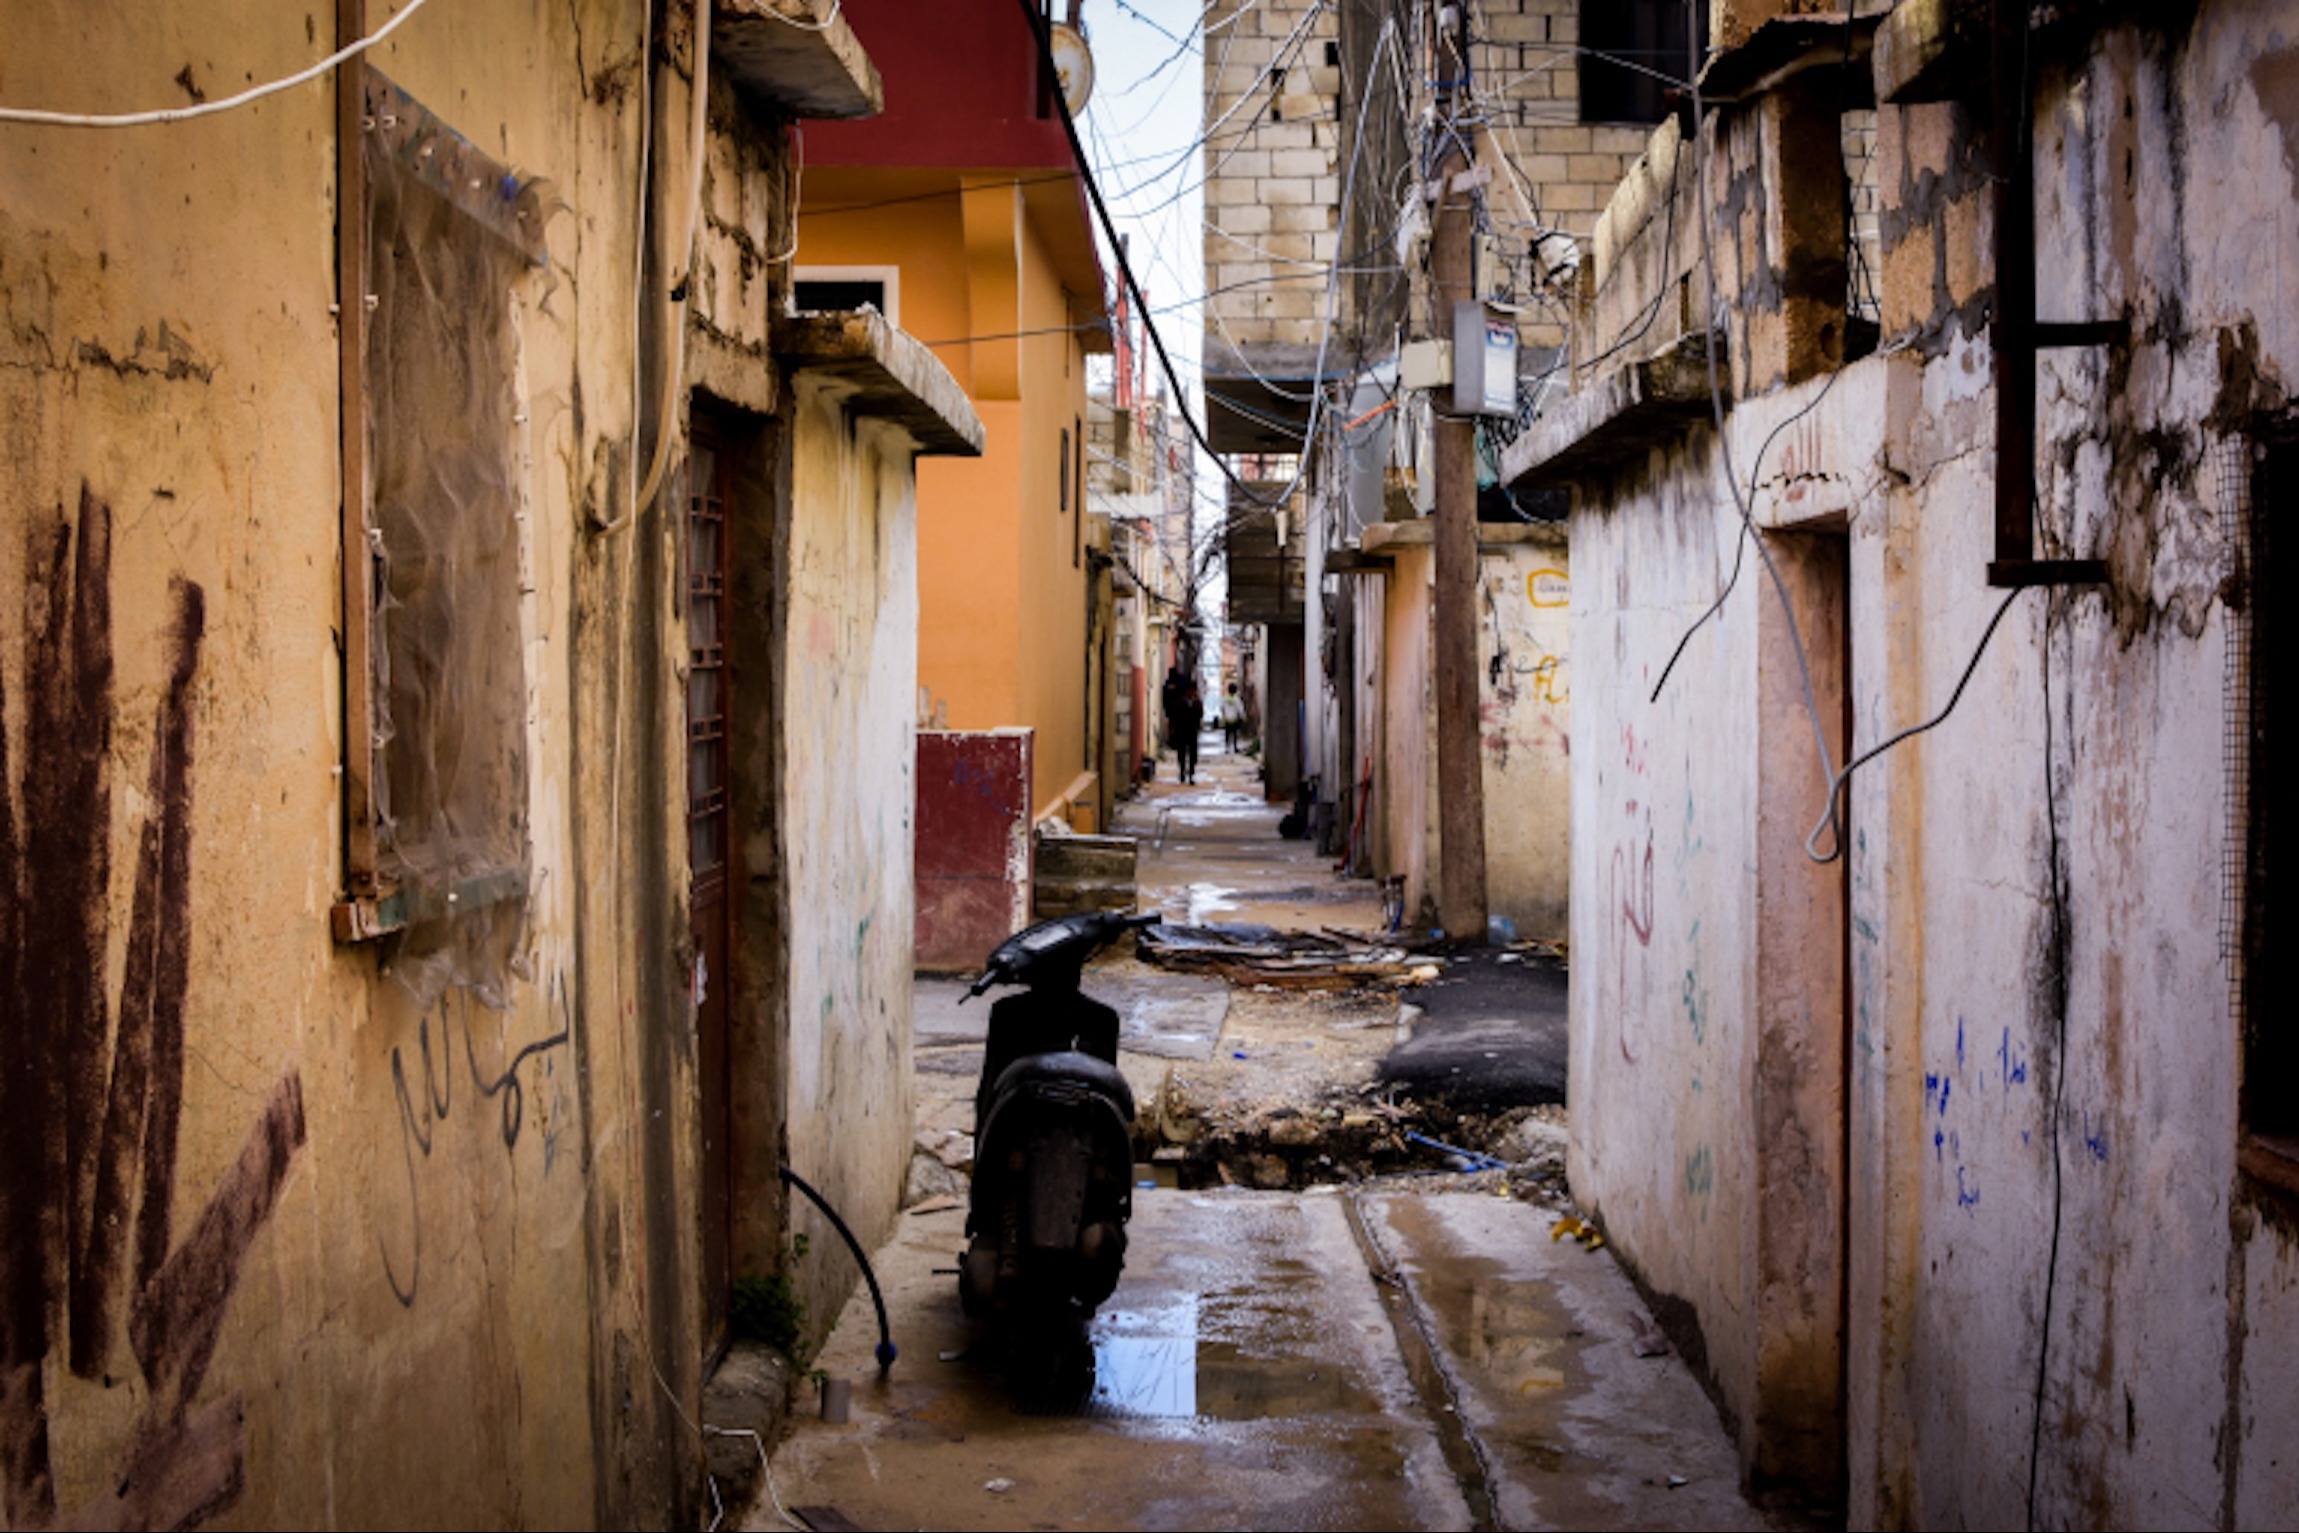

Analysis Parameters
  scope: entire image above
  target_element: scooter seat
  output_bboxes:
[987,1049,1136,1123]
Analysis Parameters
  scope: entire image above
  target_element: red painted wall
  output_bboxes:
[806,0,1076,170]
[915,729,1035,971]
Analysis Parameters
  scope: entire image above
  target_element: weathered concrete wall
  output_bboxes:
[1473,536,1573,939]
[1369,528,1572,937]
[0,2,882,1525]
[799,173,1096,821]
[1561,2,2299,1521]
[915,729,1033,972]
[1377,545,1438,926]
[780,380,920,1344]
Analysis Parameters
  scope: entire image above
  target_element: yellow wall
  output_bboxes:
[801,169,1092,817]
[0,3,851,1525]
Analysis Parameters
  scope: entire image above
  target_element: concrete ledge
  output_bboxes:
[775,309,985,456]
[715,0,883,120]
[1695,10,1881,106]
[1499,335,1717,491]
[1358,519,1567,554]
[1325,547,1395,575]
[1871,0,1987,105]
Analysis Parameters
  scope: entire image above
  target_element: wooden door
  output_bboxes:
[687,430,733,1351]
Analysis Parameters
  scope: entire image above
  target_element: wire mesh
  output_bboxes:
[2215,433,2253,971]
[1843,108,1882,330]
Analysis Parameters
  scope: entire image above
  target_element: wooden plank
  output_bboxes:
[336,0,379,905]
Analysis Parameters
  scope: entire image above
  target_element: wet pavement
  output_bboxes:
[760,1188,1764,1532]
[754,739,1775,1531]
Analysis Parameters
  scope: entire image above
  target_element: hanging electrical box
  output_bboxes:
[1451,300,1517,418]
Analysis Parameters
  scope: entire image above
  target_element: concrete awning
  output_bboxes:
[1359,519,1566,555]
[1325,547,1394,576]
[1499,336,1715,493]
[775,309,985,455]
[715,0,884,120]
[1202,336,1331,454]
[1694,9,1881,107]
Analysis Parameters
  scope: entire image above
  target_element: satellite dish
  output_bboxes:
[1049,22,1095,115]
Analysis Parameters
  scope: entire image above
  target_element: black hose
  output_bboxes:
[779,1165,897,1374]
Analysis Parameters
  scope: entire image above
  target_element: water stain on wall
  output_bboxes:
[0,486,306,1530]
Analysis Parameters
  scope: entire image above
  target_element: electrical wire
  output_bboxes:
[0,0,441,127]
[2026,588,2072,1533]
[1015,0,1281,510]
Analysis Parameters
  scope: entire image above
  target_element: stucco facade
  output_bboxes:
[798,0,1112,829]
[1520,0,2299,1521]
[1356,524,1572,938]
[0,2,972,1525]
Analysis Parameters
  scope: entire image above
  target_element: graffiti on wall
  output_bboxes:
[1480,568,1571,766]
[1608,725,1656,1065]
[379,979,571,1307]
[0,488,306,1530]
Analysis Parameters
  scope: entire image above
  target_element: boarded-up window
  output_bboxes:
[351,77,545,1002]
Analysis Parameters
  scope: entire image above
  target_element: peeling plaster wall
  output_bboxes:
[780,380,918,1344]
[1565,428,1770,1472]
[1566,2,2299,1522]
[0,2,796,1526]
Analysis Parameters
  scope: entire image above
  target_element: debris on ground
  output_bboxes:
[1135,921,1415,988]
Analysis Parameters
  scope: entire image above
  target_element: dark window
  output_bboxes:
[793,279,886,314]
[1579,0,1702,125]
[1060,427,1071,516]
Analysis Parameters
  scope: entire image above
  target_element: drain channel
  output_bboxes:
[1341,1190,1500,1532]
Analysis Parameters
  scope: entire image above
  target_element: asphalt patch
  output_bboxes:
[1378,949,1569,1111]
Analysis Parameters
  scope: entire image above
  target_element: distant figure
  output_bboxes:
[1159,664,1190,775]
[1175,681,1205,784]
[1220,682,1244,752]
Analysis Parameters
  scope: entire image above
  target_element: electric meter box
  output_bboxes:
[1451,300,1518,418]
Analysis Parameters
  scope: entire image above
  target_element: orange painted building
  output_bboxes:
[799,0,1112,824]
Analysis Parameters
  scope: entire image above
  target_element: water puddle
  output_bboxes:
[1182,882,1241,923]
[1080,1292,1375,1422]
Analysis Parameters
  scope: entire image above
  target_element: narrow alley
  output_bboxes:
[4,1,2293,1528]
[755,740,1771,1533]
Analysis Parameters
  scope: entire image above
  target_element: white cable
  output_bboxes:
[758,0,842,33]
[635,0,714,516]
[704,1424,808,1532]
[0,0,440,127]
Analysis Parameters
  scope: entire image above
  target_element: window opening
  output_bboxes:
[791,265,899,326]
[793,279,885,314]
[336,71,547,1004]
[1578,0,1702,126]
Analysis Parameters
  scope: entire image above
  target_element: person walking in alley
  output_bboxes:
[1160,664,1190,779]
[1175,680,1205,784]
[1220,682,1244,753]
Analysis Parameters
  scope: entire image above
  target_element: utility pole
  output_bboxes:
[1428,0,1489,940]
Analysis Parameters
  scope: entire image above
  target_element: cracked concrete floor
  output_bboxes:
[752,743,1782,1532]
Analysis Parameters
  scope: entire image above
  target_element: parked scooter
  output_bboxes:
[959,909,1158,1377]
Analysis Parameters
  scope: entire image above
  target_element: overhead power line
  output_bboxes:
[1015,0,1279,508]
